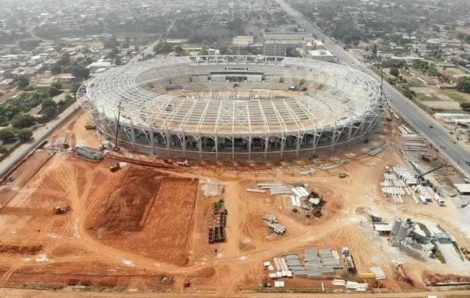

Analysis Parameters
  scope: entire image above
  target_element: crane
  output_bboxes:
[114,101,122,152]
[415,164,446,184]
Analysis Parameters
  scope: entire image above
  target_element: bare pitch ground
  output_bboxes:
[0,111,469,296]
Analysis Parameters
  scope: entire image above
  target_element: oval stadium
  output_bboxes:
[77,55,385,160]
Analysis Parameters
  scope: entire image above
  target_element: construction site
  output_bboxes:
[0,99,469,297]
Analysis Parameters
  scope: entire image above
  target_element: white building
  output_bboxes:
[308,49,335,62]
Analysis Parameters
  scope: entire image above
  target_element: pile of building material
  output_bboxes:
[263,214,286,235]
[346,281,368,291]
[268,222,286,234]
[263,261,275,271]
[393,165,418,186]
[208,205,227,244]
[331,279,346,286]
[299,168,316,176]
[291,186,309,198]
[381,169,407,203]
[411,185,432,204]
[290,195,302,207]
[290,186,310,208]
[332,279,368,292]
[369,143,386,156]
[399,125,425,152]
[74,146,104,162]
[370,266,386,280]
[267,257,293,279]
[255,182,291,195]
[246,188,266,194]
[274,280,285,288]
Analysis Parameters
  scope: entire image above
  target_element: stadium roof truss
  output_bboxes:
[77,55,385,160]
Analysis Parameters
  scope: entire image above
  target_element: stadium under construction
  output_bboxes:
[77,55,385,160]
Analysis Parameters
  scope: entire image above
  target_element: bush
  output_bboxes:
[17,129,33,141]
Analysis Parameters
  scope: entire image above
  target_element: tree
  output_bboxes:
[42,98,57,109]
[49,82,62,97]
[457,77,470,94]
[153,42,172,54]
[57,52,70,66]
[0,145,8,154]
[390,67,400,77]
[460,102,470,111]
[103,36,118,48]
[50,63,62,75]
[15,76,29,89]
[17,129,32,141]
[41,98,57,120]
[0,128,17,143]
[70,65,90,81]
[371,44,378,59]
[11,113,35,129]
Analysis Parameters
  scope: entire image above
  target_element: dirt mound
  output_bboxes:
[0,244,42,255]
[50,244,88,258]
[424,272,470,286]
[88,167,164,232]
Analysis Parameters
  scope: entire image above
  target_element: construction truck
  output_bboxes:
[109,163,121,172]
[342,247,356,273]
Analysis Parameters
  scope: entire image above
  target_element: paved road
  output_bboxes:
[0,103,80,179]
[276,0,470,177]
[129,19,176,63]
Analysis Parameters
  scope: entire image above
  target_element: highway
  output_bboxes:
[275,0,470,177]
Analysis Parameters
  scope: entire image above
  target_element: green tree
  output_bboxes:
[17,129,32,141]
[153,42,172,54]
[50,63,62,75]
[70,65,90,81]
[0,128,17,143]
[390,67,400,77]
[57,52,70,66]
[11,113,35,129]
[460,102,470,111]
[41,98,57,120]
[457,77,470,93]
[0,145,8,154]
[15,76,30,89]
[49,82,62,97]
